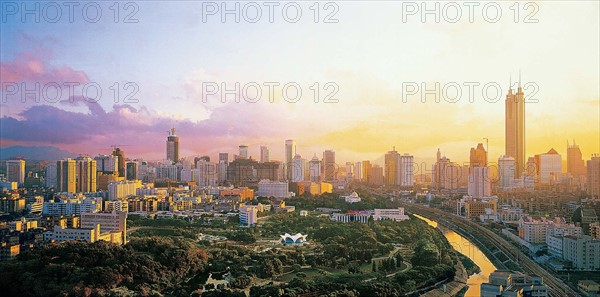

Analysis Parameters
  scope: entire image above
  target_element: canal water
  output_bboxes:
[414,214,497,297]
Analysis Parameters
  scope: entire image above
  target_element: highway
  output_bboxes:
[400,203,580,297]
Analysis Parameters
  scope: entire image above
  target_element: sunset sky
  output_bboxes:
[1,1,599,166]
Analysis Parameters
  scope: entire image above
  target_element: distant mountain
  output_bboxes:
[0,146,76,160]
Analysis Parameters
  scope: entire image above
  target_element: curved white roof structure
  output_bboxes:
[280,233,308,244]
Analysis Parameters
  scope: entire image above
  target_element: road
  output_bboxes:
[401,203,579,297]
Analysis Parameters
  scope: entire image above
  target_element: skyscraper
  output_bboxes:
[218,153,229,184]
[362,160,372,183]
[353,161,362,180]
[399,154,414,187]
[6,159,25,185]
[285,140,296,180]
[239,145,249,159]
[505,76,525,177]
[470,143,487,168]
[322,150,336,182]
[76,156,97,193]
[94,154,118,174]
[166,128,179,163]
[567,140,585,176]
[291,154,305,182]
[535,148,562,184]
[260,146,270,163]
[468,167,491,198]
[385,148,401,186]
[57,158,76,193]
[126,161,138,180]
[309,154,321,182]
[587,155,600,199]
[112,147,126,177]
[498,155,516,191]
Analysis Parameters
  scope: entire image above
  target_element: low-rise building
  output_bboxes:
[373,208,409,221]
[239,205,258,226]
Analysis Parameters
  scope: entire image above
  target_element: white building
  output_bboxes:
[373,208,410,221]
[537,149,562,184]
[342,192,361,203]
[43,197,102,216]
[239,205,258,226]
[260,146,270,163]
[291,154,305,182]
[257,179,289,198]
[194,160,217,187]
[562,235,600,270]
[94,154,118,173]
[400,154,414,187]
[498,155,515,191]
[468,166,491,198]
[331,211,370,223]
[108,180,142,200]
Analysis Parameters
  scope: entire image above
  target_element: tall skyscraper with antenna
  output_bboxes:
[505,73,525,178]
[166,128,179,163]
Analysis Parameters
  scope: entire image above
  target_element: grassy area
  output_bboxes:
[279,268,326,282]
[457,253,481,276]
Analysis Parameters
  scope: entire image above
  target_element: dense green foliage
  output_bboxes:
[0,237,208,297]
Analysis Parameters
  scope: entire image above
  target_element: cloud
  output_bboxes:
[0,52,89,89]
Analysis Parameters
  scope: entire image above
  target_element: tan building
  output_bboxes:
[470,143,487,168]
[505,79,525,178]
[567,140,586,176]
[6,159,25,185]
[76,156,97,193]
[57,158,76,193]
[80,211,127,243]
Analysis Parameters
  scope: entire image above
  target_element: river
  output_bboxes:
[414,214,497,297]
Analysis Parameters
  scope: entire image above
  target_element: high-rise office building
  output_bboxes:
[505,77,525,178]
[345,162,354,180]
[353,161,362,180]
[126,161,138,180]
[587,155,600,199]
[166,128,179,163]
[291,154,305,182]
[322,150,336,182]
[285,140,296,180]
[260,146,270,163]
[385,148,401,186]
[94,154,118,174]
[567,140,586,176]
[470,143,487,168]
[76,156,97,193]
[309,154,321,182]
[371,165,384,186]
[112,147,126,177]
[57,158,76,193]
[535,148,562,184]
[362,160,372,183]
[468,166,491,198]
[6,159,25,185]
[239,145,249,159]
[498,155,516,191]
[218,153,229,184]
[400,154,414,187]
